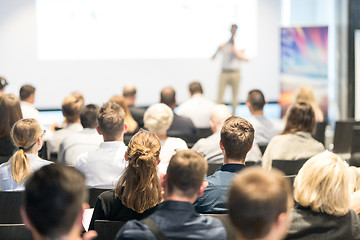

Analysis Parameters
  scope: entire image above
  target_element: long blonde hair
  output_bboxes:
[10,119,42,184]
[115,131,162,213]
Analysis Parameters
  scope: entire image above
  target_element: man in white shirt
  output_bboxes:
[19,84,40,120]
[58,104,103,166]
[75,101,128,189]
[48,93,84,154]
[177,81,215,128]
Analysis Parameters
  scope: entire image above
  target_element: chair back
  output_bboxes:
[207,163,222,176]
[88,188,111,208]
[0,224,32,240]
[333,120,360,154]
[272,158,308,176]
[94,220,125,240]
[312,121,327,145]
[0,191,24,223]
[349,126,360,167]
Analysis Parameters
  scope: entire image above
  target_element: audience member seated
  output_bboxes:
[110,95,138,134]
[192,104,262,163]
[0,76,8,96]
[295,86,324,122]
[246,89,282,146]
[194,116,254,214]
[160,86,197,136]
[22,164,97,240]
[19,84,40,120]
[285,152,360,239]
[48,93,84,154]
[262,102,325,170]
[89,131,162,230]
[177,81,215,128]
[75,102,128,189]
[123,83,145,128]
[229,167,293,240]
[0,119,52,191]
[144,103,188,174]
[116,150,226,240]
[0,94,23,164]
[58,104,103,166]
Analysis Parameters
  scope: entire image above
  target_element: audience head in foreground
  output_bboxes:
[229,167,293,240]
[283,102,316,135]
[61,93,85,124]
[246,89,266,115]
[144,103,173,136]
[221,116,254,163]
[97,101,126,141]
[116,150,226,239]
[285,151,360,239]
[22,164,96,240]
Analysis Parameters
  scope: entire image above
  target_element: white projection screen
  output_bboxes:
[0,0,281,109]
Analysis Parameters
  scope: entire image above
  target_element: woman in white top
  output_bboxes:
[144,103,188,174]
[0,118,52,191]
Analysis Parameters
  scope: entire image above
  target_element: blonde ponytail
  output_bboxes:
[11,149,31,183]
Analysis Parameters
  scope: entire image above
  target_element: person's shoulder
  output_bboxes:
[75,152,90,167]
[115,219,154,240]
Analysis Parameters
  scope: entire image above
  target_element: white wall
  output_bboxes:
[0,0,281,109]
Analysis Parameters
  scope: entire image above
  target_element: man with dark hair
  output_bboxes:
[116,150,226,239]
[228,167,293,240]
[19,84,40,120]
[122,83,145,128]
[160,86,196,136]
[75,101,128,189]
[246,89,282,147]
[194,116,254,214]
[48,93,85,154]
[58,104,103,166]
[21,164,97,240]
[177,81,215,128]
[0,76,8,96]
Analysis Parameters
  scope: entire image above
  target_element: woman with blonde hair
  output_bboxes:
[285,151,360,239]
[295,86,324,122]
[109,95,138,133]
[0,118,52,191]
[89,131,162,230]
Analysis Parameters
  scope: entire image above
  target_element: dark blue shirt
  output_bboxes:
[116,200,226,240]
[194,163,245,214]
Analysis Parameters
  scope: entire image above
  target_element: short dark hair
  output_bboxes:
[98,101,125,137]
[160,87,176,107]
[228,167,292,239]
[247,89,265,111]
[189,81,203,95]
[61,94,85,123]
[221,116,254,160]
[166,150,208,198]
[123,84,137,98]
[19,85,36,101]
[80,104,99,128]
[283,102,316,134]
[24,164,88,238]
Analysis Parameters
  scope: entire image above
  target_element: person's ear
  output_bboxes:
[123,123,128,134]
[96,126,102,135]
[124,151,128,161]
[219,139,224,151]
[160,174,167,189]
[157,157,161,165]
[197,181,209,198]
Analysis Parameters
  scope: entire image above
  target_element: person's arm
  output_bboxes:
[232,48,249,61]
[211,45,223,60]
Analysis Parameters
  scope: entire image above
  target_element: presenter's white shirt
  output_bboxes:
[20,101,40,120]
[221,43,241,71]
[159,137,188,174]
[58,128,103,166]
[75,141,127,189]
[0,154,52,191]
[177,94,215,128]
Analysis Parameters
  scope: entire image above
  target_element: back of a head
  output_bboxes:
[98,101,125,138]
[247,89,265,112]
[0,76,8,90]
[229,167,292,240]
[80,104,99,129]
[117,131,162,213]
[294,151,350,216]
[295,86,315,104]
[166,150,208,198]
[221,116,254,160]
[61,93,85,123]
[0,94,23,137]
[283,102,315,134]
[160,87,176,107]
[144,103,173,134]
[109,95,131,115]
[211,104,232,129]
[122,84,137,98]
[19,85,36,101]
[189,81,203,95]
[24,164,88,238]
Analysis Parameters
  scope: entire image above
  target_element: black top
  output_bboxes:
[89,189,158,230]
[0,136,15,164]
[167,114,197,137]
[285,204,360,240]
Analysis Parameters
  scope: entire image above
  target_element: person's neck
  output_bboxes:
[251,110,264,116]
[66,119,81,125]
[224,157,245,165]
[32,227,82,240]
[103,135,123,142]
[157,132,168,141]
[165,195,196,204]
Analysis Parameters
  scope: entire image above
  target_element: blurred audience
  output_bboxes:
[123,83,145,128]
[19,84,40,120]
[295,86,324,122]
[0,76,8,96]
